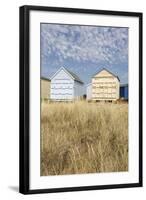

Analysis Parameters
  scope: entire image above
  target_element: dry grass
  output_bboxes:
[41,101,128,176]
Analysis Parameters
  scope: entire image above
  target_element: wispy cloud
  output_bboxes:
[41,24,128,66]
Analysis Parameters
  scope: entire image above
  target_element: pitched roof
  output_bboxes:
[86,83,92,87]
[120,83,128,87]
[51,67,84,84]
[41,76,51,81]
[64,67,84,84]
[92,68,120,82]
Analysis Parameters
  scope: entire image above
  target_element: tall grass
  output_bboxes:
[41,101,128,176]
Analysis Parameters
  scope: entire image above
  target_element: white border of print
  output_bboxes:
[29,10,139,190]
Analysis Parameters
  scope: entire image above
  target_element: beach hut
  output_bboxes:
[50,67,84,101]
[91,68,120,101]
[41,77,51,101]
[120,84,128,100]
[86,83,92,100]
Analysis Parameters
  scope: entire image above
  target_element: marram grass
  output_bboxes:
[41,101,128,176]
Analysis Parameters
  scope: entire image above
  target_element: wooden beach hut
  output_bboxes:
[50,67,84,101]
[41,77,51,101]
[87,68,120,101]
[120,84,128,100]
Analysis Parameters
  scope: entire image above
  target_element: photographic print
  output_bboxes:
[40,23,128,176]
[19,6,142,194]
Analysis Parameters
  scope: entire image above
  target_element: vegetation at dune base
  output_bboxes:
[41,101,128,176]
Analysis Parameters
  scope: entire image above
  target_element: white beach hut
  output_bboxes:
[50,67,84,101]
[86,83,92,100]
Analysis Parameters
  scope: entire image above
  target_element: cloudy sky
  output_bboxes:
[40,23,128,85]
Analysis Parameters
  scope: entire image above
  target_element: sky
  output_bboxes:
[40,23,128,85]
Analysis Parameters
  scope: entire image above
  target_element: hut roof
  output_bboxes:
[50,67,84,84]
[120,83,128,87]
[92,68,120,82]
[64,67,84,84]
[41,76,51,81]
